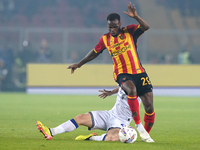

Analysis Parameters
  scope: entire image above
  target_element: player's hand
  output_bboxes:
[67,64,79,74]
[124,2,138,18]
[98,89,112,99]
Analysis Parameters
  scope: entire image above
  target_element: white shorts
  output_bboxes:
[88,110,132,131]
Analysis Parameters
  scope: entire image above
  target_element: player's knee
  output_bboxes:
[123,86,136,96]
[74,113,89,125]
[74,114,83,124]
[145,103,154,113]
[127,89,136,96]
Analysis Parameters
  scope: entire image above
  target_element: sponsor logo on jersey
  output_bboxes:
[119,35,124,40]
[110,44,131,57]
[109,40,125,49]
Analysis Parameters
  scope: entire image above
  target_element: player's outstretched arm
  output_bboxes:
[124,2,149,31]
[67,49,100,74]
[98,87,119,99]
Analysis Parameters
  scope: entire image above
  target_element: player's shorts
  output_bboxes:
[88,110,132,131]
[116,72,153,96]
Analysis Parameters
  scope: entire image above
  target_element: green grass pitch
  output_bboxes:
[0,93,199,150]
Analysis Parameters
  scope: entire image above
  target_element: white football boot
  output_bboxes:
[142,137,155,143]
[135,123,155,143]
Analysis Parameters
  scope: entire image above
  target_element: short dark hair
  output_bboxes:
[107,13,120,22]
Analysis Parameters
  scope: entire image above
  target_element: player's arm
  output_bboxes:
[98,87,119,99]
[124,2,149,31]
[67,49,100,74]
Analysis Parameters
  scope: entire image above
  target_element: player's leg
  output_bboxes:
[86,128,120,141]
[50,113,92,136]
[122,80,141,125]
[76,111,127,142]
[82,133,107,141]
[75,111,109,141]
[36,112,92,140]
[135,122,154,142]
[140,91,155,133]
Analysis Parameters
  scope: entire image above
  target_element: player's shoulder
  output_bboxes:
[123,24,140,33]
[102,32,110,37]
[126,24,139,29]
[100,32,111,39]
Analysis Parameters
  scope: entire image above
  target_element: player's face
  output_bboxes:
[107,19,121,37]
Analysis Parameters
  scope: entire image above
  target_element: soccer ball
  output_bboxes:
[118,126,137,143]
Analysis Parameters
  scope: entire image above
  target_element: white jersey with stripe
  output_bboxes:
[89,87,141,131]
[109,87,141,121]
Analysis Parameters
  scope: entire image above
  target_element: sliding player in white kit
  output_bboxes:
[36,87,154,142]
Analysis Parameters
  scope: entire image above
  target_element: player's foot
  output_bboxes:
[142,137,155,143]
[75,133,97,141]
[135,123,154,142]
[36,121,52,140]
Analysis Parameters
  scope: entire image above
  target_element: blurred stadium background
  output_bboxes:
[0,0,200,93]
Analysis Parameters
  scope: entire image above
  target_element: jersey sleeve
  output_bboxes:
[127,24,144,39]
[127,24,144,38]
[94,36,106,53]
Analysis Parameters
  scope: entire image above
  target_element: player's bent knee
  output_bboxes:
[74,113,91,125]
[144,103,154,113]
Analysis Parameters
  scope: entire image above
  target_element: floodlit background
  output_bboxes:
[0,0,200,92]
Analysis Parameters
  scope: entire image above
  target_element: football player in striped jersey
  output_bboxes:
[68,2,155,139]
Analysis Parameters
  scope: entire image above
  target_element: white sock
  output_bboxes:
[50,119,79,136]
[90,133,107,141]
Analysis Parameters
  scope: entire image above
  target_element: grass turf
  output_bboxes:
[0,93,199,150]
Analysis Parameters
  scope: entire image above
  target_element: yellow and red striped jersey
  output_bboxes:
[94,24,145,81]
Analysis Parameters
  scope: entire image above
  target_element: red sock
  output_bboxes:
[127,95,141,124]
[144,110,155,133]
